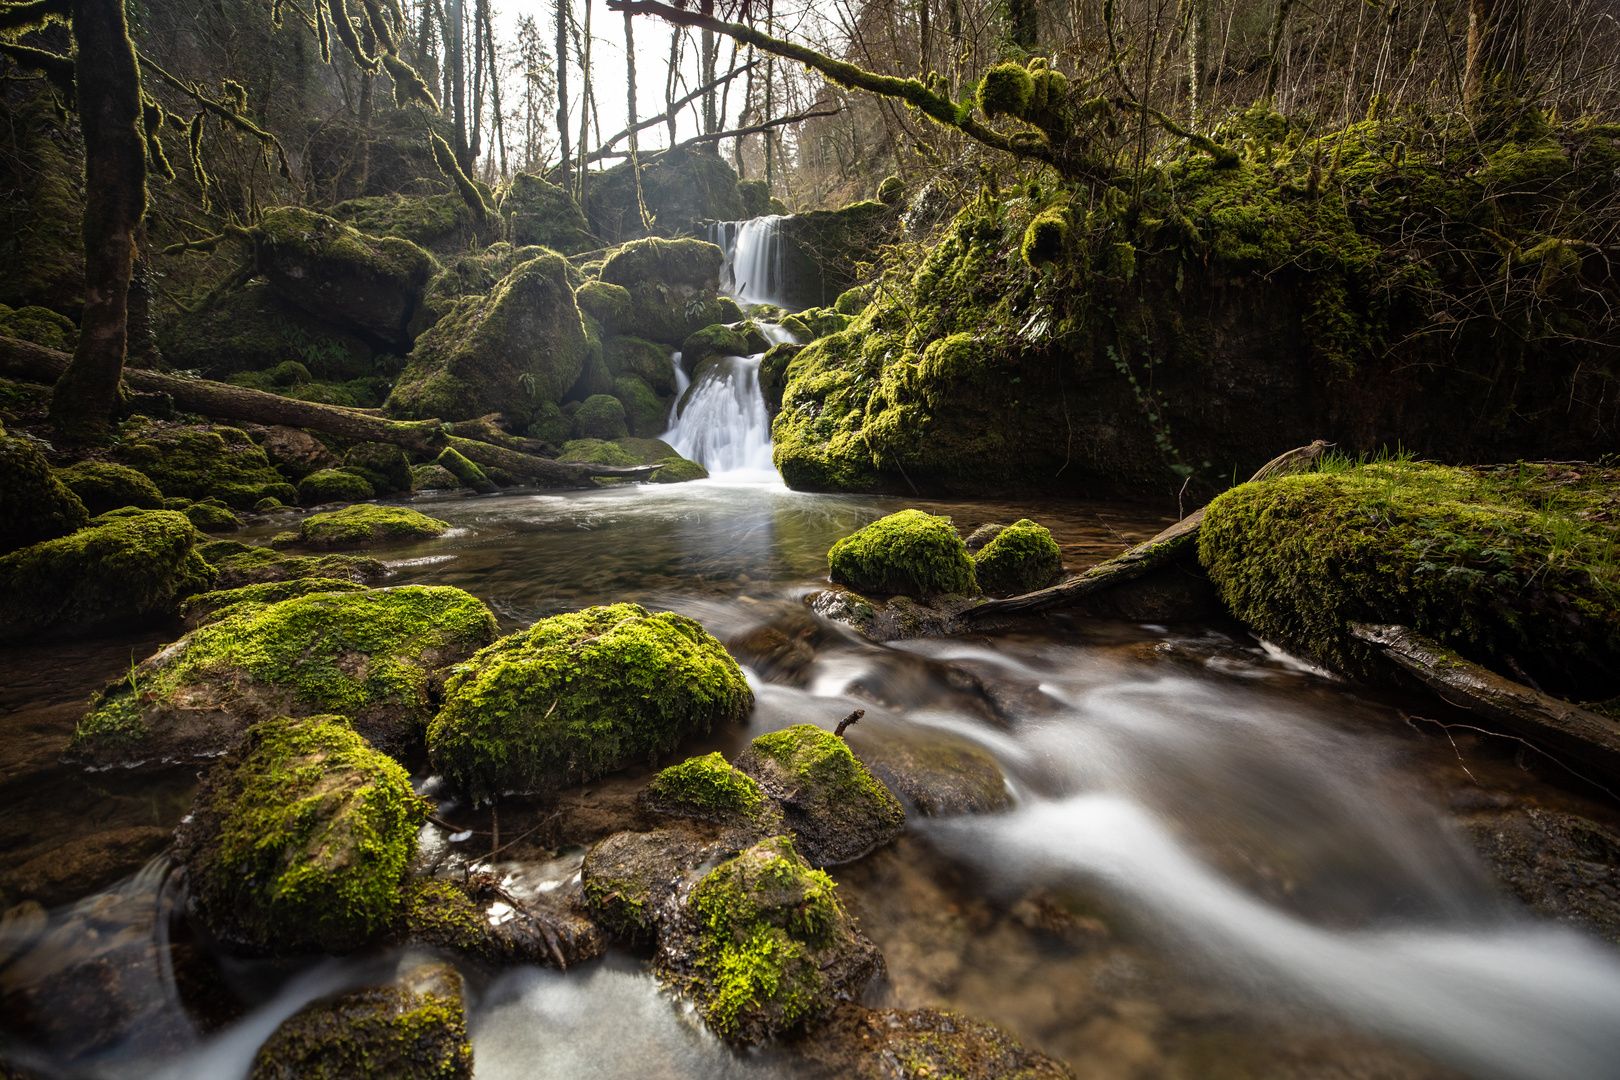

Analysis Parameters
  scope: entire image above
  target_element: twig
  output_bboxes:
[1405,712,1619,801]
[835,709,865,737]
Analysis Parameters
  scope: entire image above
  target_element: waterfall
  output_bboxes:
[709,216,787,307]
[665,353,776,481]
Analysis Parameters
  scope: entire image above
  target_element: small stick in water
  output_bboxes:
[835,709,865,737]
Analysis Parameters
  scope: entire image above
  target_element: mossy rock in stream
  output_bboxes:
[174,714,429,954]
[661,835,884,1044]
[827,510,979,598]
[972,519,1062,597]
[53,461,165,517]
[112,422,297,509]
[428,603,754,802]
[679,321,771,375]
[598,238,731,345]
[651,457,708,484]
[280,504,450,550]
[642,752,775,828]
[206,545,389,589]
[180,577,370,626]
[572,393,628,441]
[183,497,243,533]
[604,335,677,395]
[581,827,706,944]
[341,442,413,496]
[0,430,88,555]
[1198,460,1620,702]
[735,725,905,865]
[297,468,375,505]
[69,585,498,768]
[0,510,211,641]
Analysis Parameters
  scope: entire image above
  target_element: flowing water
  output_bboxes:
[708,216,789,307]
[4,220,1620,1078]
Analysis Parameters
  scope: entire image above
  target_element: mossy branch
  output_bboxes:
[1116,99,1239,166]
[0,41,74,97]
[324,0,379,72]
[0,0,70,34]
[138,51,294,181]
[430,132,493,222]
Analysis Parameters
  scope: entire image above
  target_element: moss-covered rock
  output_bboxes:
[330,191,492,253]
[614,374,668,438]
[680,321,770,374]
[557,437,636,466]
[342,442,413,496]
[288,505,451,549]
[502,172,594,253]
[581,828,704,944]
[208,545,389,589]
[573,393,629,440]
[54,461,165,517]
[1199,460,1620,701]
[758,342,804,418]
[184,497,243,533]
[1,431,89,555]
[114,422,298,509]
[247,961,472,1080]
[70,585,497,767]
[827,510,979,597]
[255,207,437,347]
[397,875,607,968]
[972,518,1062,597]
[651,456,708,484]
[298,468,375,505]
[434,447,496,493]
[584,146,745,243]
[0,304,76,351]
[603,335,677,395]
[735,726,905,865]
[411,462,463,490]
[599,238,727,345]
[642,752,773,827]
[407,242,560,337]
[182,577,370,626]
[575,280,633,336]
[803,1006,1076,1080]
[157,281,375,378]
[389,253,588,423]
[428,603,754,802]
[0,510,211,641]
[662,835,883,1044]
[173,714,429,954]
[259,425,338,481]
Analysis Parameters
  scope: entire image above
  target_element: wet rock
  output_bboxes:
[598,238,732,345]
[963,522,1006,552]
[659,835,885,1044]
[112,422,298,509]
[603,335,678,395]
[0,429,88,555]
[247,960,472,1080]
[296,467,374,505]
[341,442,413,496]
[428,603,753,802]
[279,505,450,550]
[1061,556,1225,622]
[68,585,497,768]
[679,321,770,376]
[0,509,212,642]
[0,828,170,908]
[828,510,980,598]
[640,752,784,835]
[735,725,906,865]
[258,425,337,480]
[807,588,980,644]
[972,519,1062,597]
[1457,805,1620,944]
[793,1004,1075,1080]
[410,462,462,490]
[183,497,242,533]
[853,732,1011,817]
[205,545,389,589]
[53,461,164,518]
[571,393,628,441]
[727,622,818,684]
[174,715,429,954]
[399,871,607,970]
[581,827,708,943]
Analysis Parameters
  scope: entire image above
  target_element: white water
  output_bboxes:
[708,216,787,307]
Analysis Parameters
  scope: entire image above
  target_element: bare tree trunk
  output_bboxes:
[483,2,508,177]
[557,0,572,174]
[701,0,717,133]
[358,18,376,196]
[1006,0,1036,50]
[1261,0,1295,104]
[576,0,592,211]
[472,0,487,161]
[1464,0,1526,114]
[51,0,146,439]
[664,27,680,145]
[625,9,652,231]
[449,0,472,171]
[1186,0,1209,124]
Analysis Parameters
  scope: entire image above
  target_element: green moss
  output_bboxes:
[0,93,83,315]
[1198,460,1620,700]
[428,603,754,802]
[157,281,376,378]
[209,546,388,589]
[115,423,298,509]
[877,176,905,206]
[748,724,902,824]
[329,191,483,251]
[435,447,495,493]
[598,238,727,345]
[976,62,1034,119]
[334,443,410,498]
[681,322,770,371]
[574,393,629,440]
[576,280,633,335]
[1,431,89,555]
[502,173,594,254]
[399,878,492,955]
[1021,208,1068,268]
[974,518,1062,596]
[0,510,211,639]
[182,715,428,954]
[614,374,668,438]
[827,509,978,596]
[293,505,451,549]
[558,438,636,466]
[247,977,472,1080]
[411,462,463,490]
[0,304,76,351]
[183,577,370,625]
[298,468,375,505]
[652,457,708,484]
[604,335,677,395]
[524,400,574,448]
[408,243,557,337]
[645,752,764,821]
[184,497,243,533]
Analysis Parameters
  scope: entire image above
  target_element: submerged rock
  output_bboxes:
[735,725,906,865]
[828,509,980,598]
[795,1005,1075,1080]
[852,731,1011,817]
[428,603,753,802]
[0,827,170,908]
[598,238,733,345]
[0,429,88,555]
[281,505,450,550]
[53,461,164,518]
[69,585,498,767]
[972,518,1062,597]
[174,715,429,954]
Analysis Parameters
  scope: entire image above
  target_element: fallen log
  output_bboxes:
[965,440,1333,619]
[1349,622,1620,784]
[0,335,658,486]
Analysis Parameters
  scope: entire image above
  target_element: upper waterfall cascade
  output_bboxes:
[709,216,788,308]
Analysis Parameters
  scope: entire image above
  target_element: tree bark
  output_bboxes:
[557,0,571,173]
[1464,0,1525,114]
[1186,0,1210,124]
[449,0,472,172]
[700,0,717,133]
[50,0,146,439]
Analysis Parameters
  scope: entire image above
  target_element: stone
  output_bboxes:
[598,238,727,345]
[0,827,171,908]
[0,430,88,555]
[53,461,164,518]
[735,725,906,865]
[258,425,337,480]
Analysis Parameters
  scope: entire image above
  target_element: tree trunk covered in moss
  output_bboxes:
[50,0,146,438]
[1186,0,1210,124]
[1464,0,1525,115]
[557,0,571,174]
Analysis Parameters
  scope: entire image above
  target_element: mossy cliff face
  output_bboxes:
[736,726,906,865]
[255,207,437,347]
[0,510,211,641]
[54,461,165,517]
[1198,460,1620,701]
[428,603,754,802]
[156,280,375,378]
[1,430,89,555]
[0,93,84,316]
[827,509,979,597]
[286,505,450,550]
[973,519,1063,597]
[70,585,498,767]
[173,714,428,954]
[331,191,495,255]
[501,173,594,254]
[772,201,899,310]
[599,238,729,345]
[585,147,745,243]
[113,422,298,509]
[388,253,588,423]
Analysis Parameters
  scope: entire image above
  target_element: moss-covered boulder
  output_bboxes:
[642,752,778,830]
[248,961,472,1080]
[428,603,754,802]
[434,447,495,493]
[54,461,164,517]
[585,146,746,242]
[207,545,389,589]
[501,173,594,254]
[972,518,1062,597]
[613,374,667,437]
[604,335,677,395]
[1,430,88,555]
[388,253,587,423]
[1199,460,1620,702]
[572,393,629,440]
[407,242,560,337]
[298,468,375,505]
[173,715,429,954]
[342,442,413,496]
[827,510,979,597]
[285,505,451,550]
[652,457,708,484]
[330,191,492,253]
[114,423,298,509]
[581,828,705,944]
[680,321,770,374]
[0,304,75,351]
[0,510,211,641]
[758,341,804,418]
[575,280,632,336]
[735,725,905,865]
[156,280,374,378]
[397,875,607,969]
[70,585,498,767]
[181,577,369,626]
[411,462,462,490]
[183,497,243,533]
[260,425,338,480]
[662,835,884,1044]
[599,238,728,345]
[255,207,436,346]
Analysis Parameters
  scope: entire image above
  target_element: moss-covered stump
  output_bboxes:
[206,545,389,589]
[255,207,436,347]
[973,519,1062,597]
[680,322,771,374]
[828,510,979,598]
[501,173,594,254]
[68,585,498,768]
[852,732,1011,817]
[1,430,88,555]
[604,335,678,395]
[798,1005,1075,1080]
[54,461,165,517]
[284,505,451,550]
[735,726,905,865]
[581,828,706,944]
[342,443,413,496]
[173,715,428,954]
[661,835,884,1044]
[297,468,375,505]
[428,603,754,802]
[641,752,782,833]
[598,238,729,345]
[0,510,211,641]
[389,253,587,423]
[248,961,472,1080]
[114,423,298,509]
[1199,461,1620,702]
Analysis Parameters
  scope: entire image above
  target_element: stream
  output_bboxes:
[3,219,1620,1079]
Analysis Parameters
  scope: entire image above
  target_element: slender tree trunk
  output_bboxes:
[665,28,680,146]
[918,0,931,78]
[577,0,592,212]
[419,0,441,97]
[1464,0,1526,113]
[1186,0,1209,124]
[1261,0,1295,104]
[1007,0,1036,50]
[557,0,571,175]
[484,3,507,177]
[700,0,717,133]
[625,9,652,231]
[449,0,471,171]
[126,220,160,369]
[358,21,376,196]
[472,0,486,161]
[51,0,146,438]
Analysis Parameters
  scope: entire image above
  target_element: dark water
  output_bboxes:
[5,476,1620,1080]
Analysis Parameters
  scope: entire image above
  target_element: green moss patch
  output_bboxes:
[288,505,451,550]
[209,545,389,589]
[973,518,1062,597]
[428,603,754,802]
[298,468,375,505]
[827,509,979,597]
[248,973,473,1080]
[182,578,370,626]
[573,393,628,441]
[598,238,726,345]
[184,497,243,533]
[54,461,165,517]
[175,714,429,954]
[342,442,412,496]
[736,725,905,865]
[604,335,677,394]
[502,173,594,254]
[643,752,766,823]
[652,457,708,484]
[114,422,298,509]
[0,304,76,351]
[1,430,88,555]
